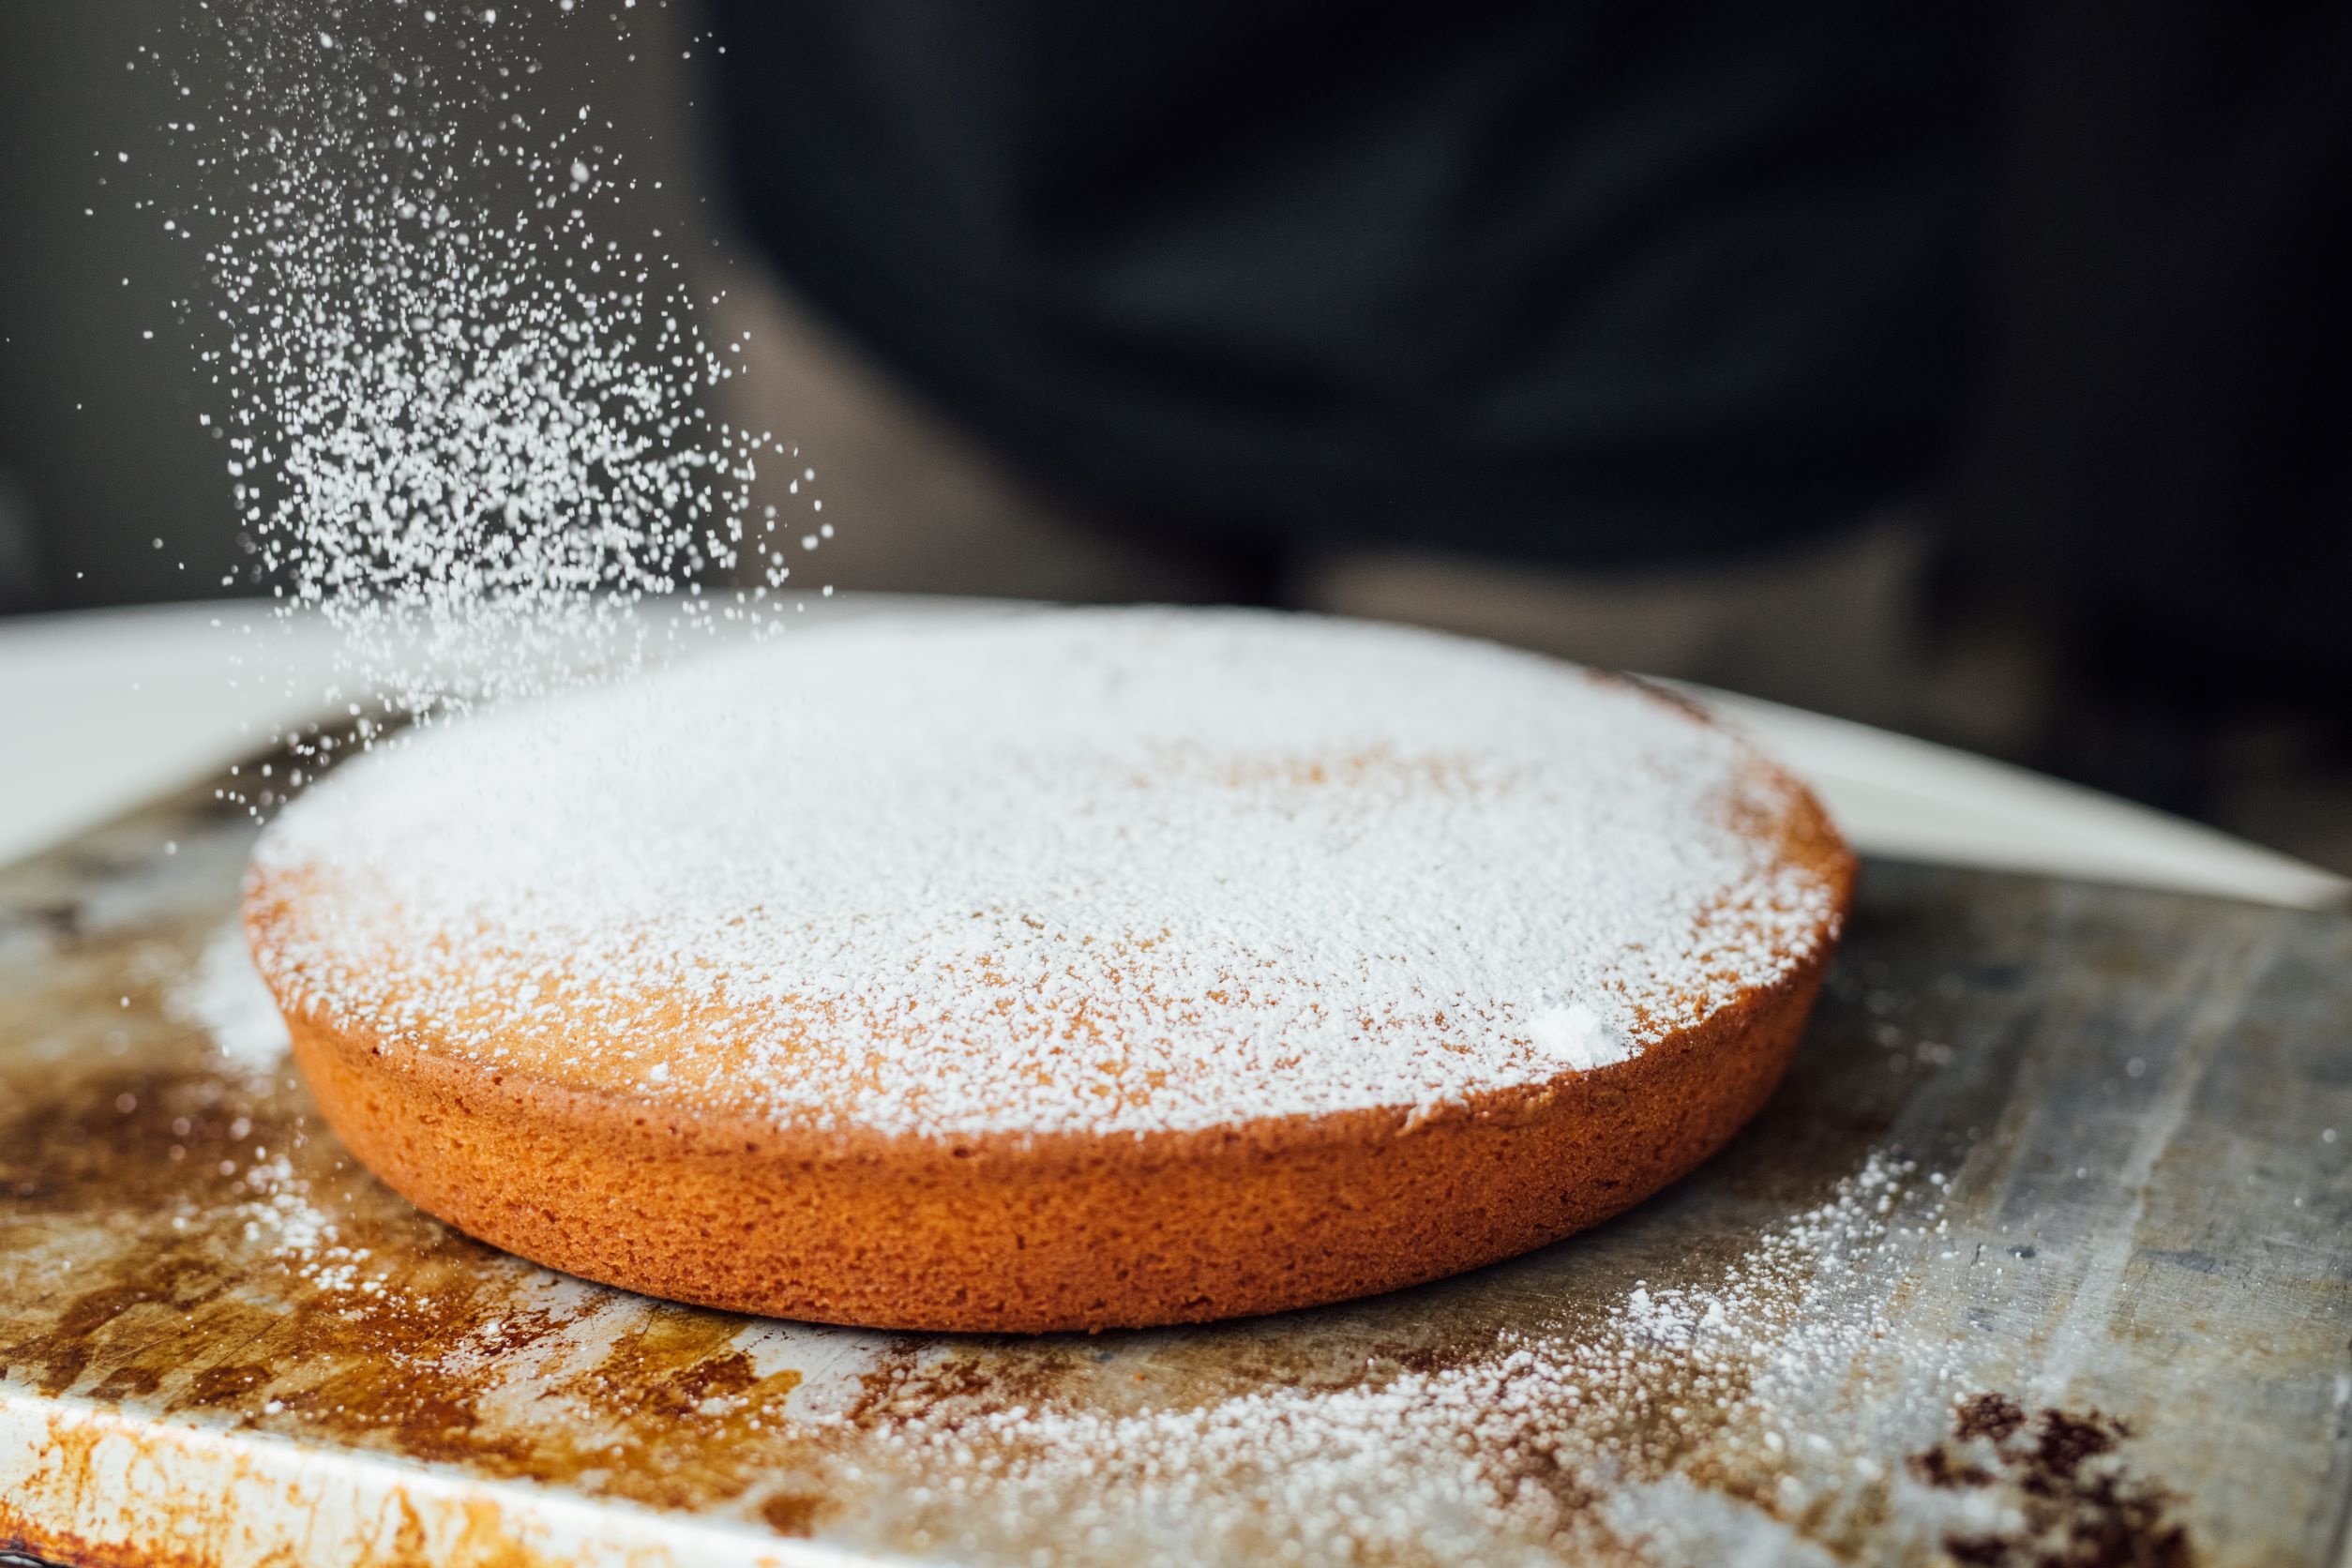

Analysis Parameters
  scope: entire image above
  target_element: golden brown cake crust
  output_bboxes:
[238,611,1853,1334]
[249,768,1849,1334]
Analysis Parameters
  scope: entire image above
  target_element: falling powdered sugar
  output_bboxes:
[247,609,1846,1140]
[136,2,822,732]
[168,922,294,1078]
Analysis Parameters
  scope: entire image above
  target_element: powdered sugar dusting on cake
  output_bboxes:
[247,609,1843,1138]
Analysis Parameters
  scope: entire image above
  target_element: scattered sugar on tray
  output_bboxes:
[822,1153,1950,1566]
[249,610,1843,1138]
[230,1149,375,1292]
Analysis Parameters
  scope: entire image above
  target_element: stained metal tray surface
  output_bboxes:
[2,773,2347,1567]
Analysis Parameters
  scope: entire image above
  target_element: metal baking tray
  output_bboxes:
[4,766,2347,1566]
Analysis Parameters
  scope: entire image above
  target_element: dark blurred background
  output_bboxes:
[3,2,2347,872]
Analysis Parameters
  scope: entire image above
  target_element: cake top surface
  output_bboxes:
[246,609,1846,1140]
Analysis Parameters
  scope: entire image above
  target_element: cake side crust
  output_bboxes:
[255,784,1851,1332]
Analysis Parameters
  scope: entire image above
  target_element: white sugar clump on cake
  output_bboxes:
[248,610,1841,1139]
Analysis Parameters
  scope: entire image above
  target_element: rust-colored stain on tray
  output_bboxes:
[2,779,2349,1566]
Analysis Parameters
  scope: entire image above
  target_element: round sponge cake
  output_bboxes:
[244,609,1853,1332]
